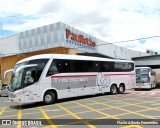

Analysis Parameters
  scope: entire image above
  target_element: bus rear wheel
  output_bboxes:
[110,85,117,94]
[118,85,125,94]
[43,91,56,105]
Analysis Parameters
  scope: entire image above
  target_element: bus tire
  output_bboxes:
[43,91,56,105]
[118,85,125,94]
[110,84,117,94]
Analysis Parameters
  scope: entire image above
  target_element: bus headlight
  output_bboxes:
[8,91,16,98]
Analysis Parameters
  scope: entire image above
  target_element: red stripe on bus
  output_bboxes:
[51,74,97,78]
[104,73,135,76]
[51,73,135,78]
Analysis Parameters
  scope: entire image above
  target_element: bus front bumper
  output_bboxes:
[8,91,23,103]
[134,83,151,89]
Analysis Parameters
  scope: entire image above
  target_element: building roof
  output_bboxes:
[132,54,160,60]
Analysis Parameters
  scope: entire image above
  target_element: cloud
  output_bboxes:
[142,38,160,51]
[39,0,62,14]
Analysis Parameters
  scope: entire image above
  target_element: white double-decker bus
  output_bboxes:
[7,54,135,104]
[135,67,156,90]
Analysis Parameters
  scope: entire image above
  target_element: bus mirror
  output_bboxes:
[4,69,14,80]
[149,72,151,77]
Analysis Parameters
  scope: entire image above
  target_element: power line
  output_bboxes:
[74,35,160,52]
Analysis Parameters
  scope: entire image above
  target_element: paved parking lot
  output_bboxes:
[0,88,160,128]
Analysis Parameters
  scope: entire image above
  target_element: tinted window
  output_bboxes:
[114,62,134,72]
[70,60,86,72]
[50,59,134,73]
[99,61,112,72]
[47,61,58,76]
[87,61,99,72]
[121,62,134,71]
[55,59,70,73]
[114,62,121,71]
[28,59,49,80]
[28,59,49,67]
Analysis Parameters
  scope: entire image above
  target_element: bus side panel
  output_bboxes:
[128,75,136,90]
[39,77,55,102]
[51,73,98,99]
[105,73,135,91]
[77,74,96,96]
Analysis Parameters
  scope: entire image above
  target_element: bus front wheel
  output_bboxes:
[110,85,117,94]
[43,91,56,105]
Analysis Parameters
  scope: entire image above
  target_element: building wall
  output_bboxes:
[0,55,19,84]
[134,56,160,66]
[18,22,97,54]
[18,22,65,53]
[0,35,19,57]
[97,40,149,60]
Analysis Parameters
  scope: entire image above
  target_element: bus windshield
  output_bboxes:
[9,59,49,91]
[9,69,24,91]
[136,68,150,83]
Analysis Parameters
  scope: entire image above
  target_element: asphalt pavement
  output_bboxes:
[0,88,160,128]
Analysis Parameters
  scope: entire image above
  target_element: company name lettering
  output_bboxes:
[66,29,96,47]
[54,77,88,83]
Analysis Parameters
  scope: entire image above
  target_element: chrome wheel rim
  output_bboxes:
[45,95,52,102]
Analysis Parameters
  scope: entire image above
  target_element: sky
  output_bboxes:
[0,0,160,53]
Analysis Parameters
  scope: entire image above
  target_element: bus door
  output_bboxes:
[22,66,38,103]
[96,73,110,93]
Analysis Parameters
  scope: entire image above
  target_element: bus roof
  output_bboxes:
[16,54,134,64]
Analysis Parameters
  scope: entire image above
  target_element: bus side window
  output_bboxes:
[55,59,71,73]
[70,60,78,72]
[87,61,99,72]
[46,61,58,76]
[114,62,134,72]
[63,60,70,72]
[76,60,87,72]
[95,62,99,72]
[114,62,122,72]
[128,63,134,71]
[99,62,111,72]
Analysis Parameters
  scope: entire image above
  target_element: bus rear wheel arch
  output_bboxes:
[118,84,125,94]
[110,84,117,94]
[43,90,57,105]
